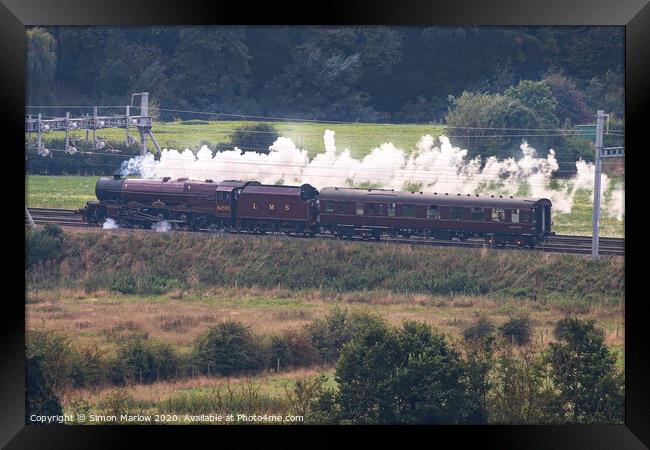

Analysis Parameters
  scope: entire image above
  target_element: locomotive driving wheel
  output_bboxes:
[176,213,194,230]
[93,206,107,225]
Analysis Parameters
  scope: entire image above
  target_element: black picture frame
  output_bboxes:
[4,0,649,447]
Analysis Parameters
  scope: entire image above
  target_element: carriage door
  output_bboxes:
[536,206,547,234]
[376,202,387,228]
[366,203,378,227]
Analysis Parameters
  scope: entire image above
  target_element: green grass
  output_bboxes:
[28,229,624,301]
[552,187,624,237]
[26,175,98,209]
[37,120,446,160]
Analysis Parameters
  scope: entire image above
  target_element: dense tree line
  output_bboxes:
[27,26,624,123]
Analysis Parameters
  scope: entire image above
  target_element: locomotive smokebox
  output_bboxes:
[95,176,125,202]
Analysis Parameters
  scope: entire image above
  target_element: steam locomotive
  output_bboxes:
[78,175,553,248]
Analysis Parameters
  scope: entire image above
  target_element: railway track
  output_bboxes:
[26,207,624,256]
[26,207,91,227]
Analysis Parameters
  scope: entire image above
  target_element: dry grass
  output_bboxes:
[67,366,333,406]
[26,286,624,352]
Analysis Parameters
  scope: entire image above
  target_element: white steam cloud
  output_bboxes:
[102,218,119,230]
[152,220,172,233]
[120,131,624,220]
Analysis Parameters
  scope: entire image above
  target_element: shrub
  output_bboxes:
[499,316,533,346]
[26,224,64,268]
[194,321,268,376]
[285,374,331,420]
[462,313,496,343]
[224,123,279,155]
[304,308,383,364]
[26,356,63,423]
[69,345,110,388]
[270,329,318,370]
[25,330,73,401]
[115,337,179,384]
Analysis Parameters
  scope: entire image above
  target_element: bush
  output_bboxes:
[194,321,268,376]
[270,329,319,370]
[26,224,64,268]
[69,345,110,388]
[25,330,73,399]
[115,337,180,384]
[26,356,63,423]
[462,313,496,343]
[499,316,532,346]
[304,308,383,364]
[223,123,279,155]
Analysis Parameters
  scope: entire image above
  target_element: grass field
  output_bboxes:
[26,175,98,209]
[26,286,624,354]
[26,227,625,423]
[37,120,446,159]
[28,282,624,421]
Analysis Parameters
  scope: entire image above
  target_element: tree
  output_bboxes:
[585,70,624,120]
[488,341,550,424]
[445,91,540,160]
[26,28,57,105]
[332,320,469,424]
[171,27,252,110]
[262,42,376,121]
[543,72,591,125]
[226,123,280,155]
[504,79,559,129]
[333,317,403,423]
[462,313,497,423]
[392,321,469,424]
[545,318,624,423]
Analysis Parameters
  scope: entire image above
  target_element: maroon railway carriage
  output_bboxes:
[235,183,319,234]
[318,187,552,247]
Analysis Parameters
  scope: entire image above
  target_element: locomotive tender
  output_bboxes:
[79,175,553,248]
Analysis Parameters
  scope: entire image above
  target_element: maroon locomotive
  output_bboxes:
[79,176,552,247]
[79,176,319,234]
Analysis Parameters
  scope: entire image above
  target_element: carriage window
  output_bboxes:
[367,203,377,215]
[471,207,484,221]
[491,208,505,221]
[519,210,529,222]
[324,201,334,213]
[356,203,365,215]
[450,206,464,220]
[427,205,440,219]
[511,209,520,223]
[335,202,347,214]
[217,192,230,201]
[402,204,416,217]
[388,203,396,217]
